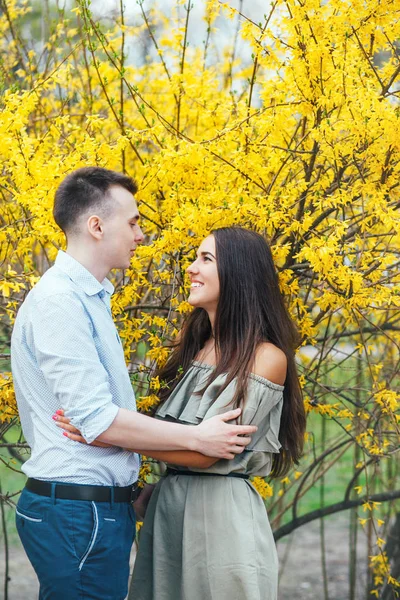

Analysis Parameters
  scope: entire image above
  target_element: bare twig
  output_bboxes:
[274,490,400,540]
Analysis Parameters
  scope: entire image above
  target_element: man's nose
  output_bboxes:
[135,226,144,243]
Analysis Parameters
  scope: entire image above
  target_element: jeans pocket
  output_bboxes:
[16,507,43,523]
[16,489,47,524]
[72,501,100,572]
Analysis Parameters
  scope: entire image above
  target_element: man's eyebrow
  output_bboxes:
[129,213,140,221]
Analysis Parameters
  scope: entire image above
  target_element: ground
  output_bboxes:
[0,514,368,600]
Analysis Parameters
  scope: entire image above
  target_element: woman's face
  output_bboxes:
[186,235,220,313]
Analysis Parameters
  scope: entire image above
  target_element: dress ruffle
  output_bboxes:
[156,361,284,454]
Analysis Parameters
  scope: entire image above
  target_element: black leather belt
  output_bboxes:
[26,478,141,503]
[166,467,249,480]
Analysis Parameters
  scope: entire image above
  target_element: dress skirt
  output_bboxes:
[128,471,278,600]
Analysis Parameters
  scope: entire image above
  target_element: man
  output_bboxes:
[11,167,256,600]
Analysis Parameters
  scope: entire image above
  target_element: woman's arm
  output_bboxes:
[134,449,218,469]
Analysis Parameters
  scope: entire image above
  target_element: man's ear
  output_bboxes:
[87,215,103,240]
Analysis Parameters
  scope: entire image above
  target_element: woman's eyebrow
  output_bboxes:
[198,251,216,259]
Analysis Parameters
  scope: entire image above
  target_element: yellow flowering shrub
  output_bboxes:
[0,0,400,594]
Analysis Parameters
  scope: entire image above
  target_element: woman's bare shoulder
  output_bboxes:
[252,342,287,386]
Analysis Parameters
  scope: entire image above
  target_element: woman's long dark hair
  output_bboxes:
[156,227,306,477]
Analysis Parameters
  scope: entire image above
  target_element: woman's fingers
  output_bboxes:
[55,420,81,434]
[53,410,112,448]
[53,414,82,436]
[53,414,71,425]
[62,430,112,448]
[62,431,87,444]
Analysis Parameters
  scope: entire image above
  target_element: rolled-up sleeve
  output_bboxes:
[30,293,119,443]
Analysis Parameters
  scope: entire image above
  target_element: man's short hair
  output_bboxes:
[53,166,138,235]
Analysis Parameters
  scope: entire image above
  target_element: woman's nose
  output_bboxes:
[186,259,199,274]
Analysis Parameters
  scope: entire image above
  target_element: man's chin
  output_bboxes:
[111,261,131,270]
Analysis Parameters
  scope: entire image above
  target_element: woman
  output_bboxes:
[57,227,306,600]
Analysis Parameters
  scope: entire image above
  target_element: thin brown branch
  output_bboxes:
[274,490,400,541]
[0,443,29,449]
[351,26,384,89]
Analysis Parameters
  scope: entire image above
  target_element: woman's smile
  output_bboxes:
[190,280,204,289]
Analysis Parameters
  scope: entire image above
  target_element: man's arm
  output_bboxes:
[98,407,255,459]
[54,411,227,464]
[32,294,120,444]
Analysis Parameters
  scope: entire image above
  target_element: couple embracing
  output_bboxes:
[11,167,306,600]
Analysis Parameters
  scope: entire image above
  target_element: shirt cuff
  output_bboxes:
[74,404,120,444]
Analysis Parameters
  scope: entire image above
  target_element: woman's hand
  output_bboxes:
[133,483,156,521]
[52,409,112,448]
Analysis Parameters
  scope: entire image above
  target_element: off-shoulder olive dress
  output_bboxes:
[128,361,283,600]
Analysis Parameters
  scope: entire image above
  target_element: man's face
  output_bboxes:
[101,185,144,270]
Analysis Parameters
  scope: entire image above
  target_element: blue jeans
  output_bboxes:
[16,487,136,600]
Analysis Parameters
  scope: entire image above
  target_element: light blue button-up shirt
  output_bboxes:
[11,251,139,486]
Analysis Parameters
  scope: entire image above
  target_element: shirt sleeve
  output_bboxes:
[30,293,119,444]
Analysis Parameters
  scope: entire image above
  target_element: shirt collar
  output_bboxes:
[55,251,114,296]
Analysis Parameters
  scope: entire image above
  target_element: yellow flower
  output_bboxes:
[251,477,273,499]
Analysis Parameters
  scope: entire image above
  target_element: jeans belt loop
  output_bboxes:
[110,486,114,510]
[51,482,56,505]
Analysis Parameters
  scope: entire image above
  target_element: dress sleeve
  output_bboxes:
[194,375,284,454]
[243,377,283,454]
[156,364,284,453]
